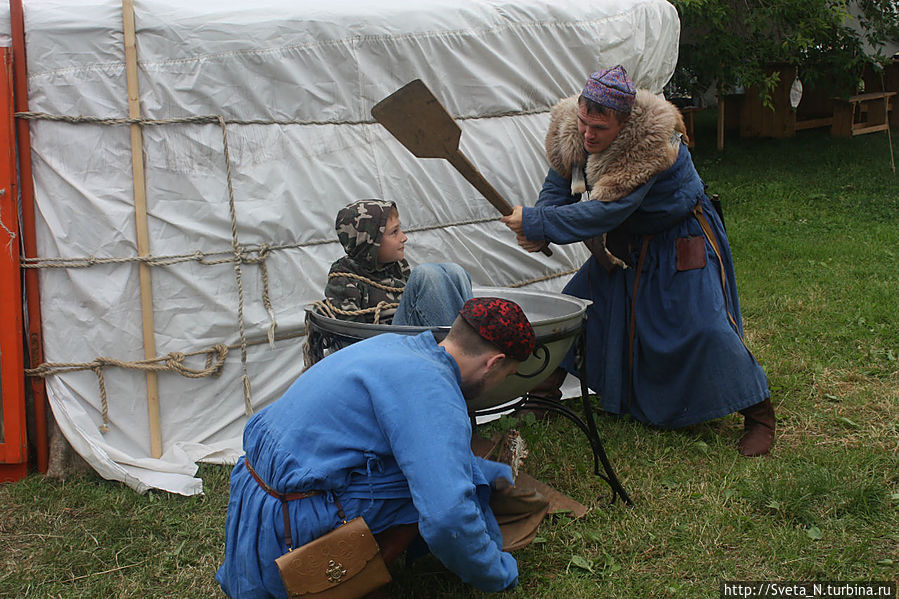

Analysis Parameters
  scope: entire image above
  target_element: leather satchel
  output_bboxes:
[275,516,392,599]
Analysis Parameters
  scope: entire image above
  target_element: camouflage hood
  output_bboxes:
[335,199,396,272]
[325,199,410,323]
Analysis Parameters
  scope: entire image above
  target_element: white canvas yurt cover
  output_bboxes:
[2,0,679,495]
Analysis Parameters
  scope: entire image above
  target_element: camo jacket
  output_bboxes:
[324,199,410,323]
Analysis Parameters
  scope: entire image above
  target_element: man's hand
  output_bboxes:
[516,235,548,253]
[500,206,524,234]
[502,206,548,253]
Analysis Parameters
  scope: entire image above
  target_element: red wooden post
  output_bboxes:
[0,46,28,482]
[10,0,50,473]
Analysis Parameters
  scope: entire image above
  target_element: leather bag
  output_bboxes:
[275,516,392,599]
[242,457,391,599]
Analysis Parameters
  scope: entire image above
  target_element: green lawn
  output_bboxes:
[1,114,896,598]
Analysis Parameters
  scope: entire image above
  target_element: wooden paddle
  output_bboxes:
[371,79,552,257]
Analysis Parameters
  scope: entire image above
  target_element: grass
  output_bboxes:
[1,115,897,598]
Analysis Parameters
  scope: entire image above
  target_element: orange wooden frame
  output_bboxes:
[11,0,49,474]
[0,45,27,482]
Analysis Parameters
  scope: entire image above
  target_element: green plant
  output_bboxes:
[669,0,899,105]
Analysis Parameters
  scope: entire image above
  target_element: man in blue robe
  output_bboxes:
[502,66,775,457]
[216,297,536,598]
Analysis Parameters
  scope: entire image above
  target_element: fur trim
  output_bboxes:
[544,96,585,180]
[545,90,686,202]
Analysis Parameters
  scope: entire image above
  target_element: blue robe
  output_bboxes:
[523,145,769,427]
[216,332,517,597]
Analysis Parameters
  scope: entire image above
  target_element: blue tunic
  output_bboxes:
[216,332,517,597]
[522,145,769,427]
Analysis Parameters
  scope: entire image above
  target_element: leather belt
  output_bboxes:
[244,457,331,550]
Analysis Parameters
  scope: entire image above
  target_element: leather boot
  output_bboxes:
[374,524,419,565]
[361,524,419,599]
[738,398,775,457]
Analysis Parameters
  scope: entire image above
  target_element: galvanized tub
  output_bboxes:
[304,286,591,411]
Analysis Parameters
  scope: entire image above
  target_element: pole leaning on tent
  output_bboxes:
[122,0,163,459]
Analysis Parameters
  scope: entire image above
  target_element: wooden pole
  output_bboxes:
[0,46,28,482]
[122,0,162,458]
[717,90,726,151]
[10,0,49,472]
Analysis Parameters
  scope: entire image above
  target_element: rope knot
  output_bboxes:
[164,352,187,372]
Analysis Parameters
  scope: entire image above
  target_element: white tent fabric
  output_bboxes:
[1,0,679,495]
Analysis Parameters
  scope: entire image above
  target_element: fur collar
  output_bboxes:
[545,90,685,202]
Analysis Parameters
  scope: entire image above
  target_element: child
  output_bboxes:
[324,199,472,326]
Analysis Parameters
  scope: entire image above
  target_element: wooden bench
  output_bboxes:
[831,91,896,137]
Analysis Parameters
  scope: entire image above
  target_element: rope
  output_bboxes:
[93,366,109,433]
[302,314,316,372]
[405,215,501,234]
[242,243,277,347]
[25,344,230,378]
[301,298,397,371]
[25,327,305,434]
[329,267,577,292]
[308,298,399,323]
[507,268,578,288]
[327,271,406,293]
[20,215,503,270]
[26,343,228,433]
[216,115,255,415]
[318,271,404,324]
[15,106,550,128]
[15,112,372,128]
[20,243,322,269]
[0,189,16,255]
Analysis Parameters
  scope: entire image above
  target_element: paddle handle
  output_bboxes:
[447,152,553,257]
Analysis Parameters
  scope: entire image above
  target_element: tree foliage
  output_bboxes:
[669,0,899,101]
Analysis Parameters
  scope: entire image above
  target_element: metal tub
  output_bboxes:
[304,286,590,411]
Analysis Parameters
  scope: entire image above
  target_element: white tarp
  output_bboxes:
[2,0,679,494]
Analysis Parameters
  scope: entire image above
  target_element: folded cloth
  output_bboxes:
[490,477,550,552]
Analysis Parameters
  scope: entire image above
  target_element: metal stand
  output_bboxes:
[473,329,633,506]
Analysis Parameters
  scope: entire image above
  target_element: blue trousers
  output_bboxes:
[393,263,472,327]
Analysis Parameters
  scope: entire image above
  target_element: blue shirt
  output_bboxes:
[216,331,517,597]
[520,145,768,427]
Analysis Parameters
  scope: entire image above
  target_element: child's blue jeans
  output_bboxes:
[393,263,472,327]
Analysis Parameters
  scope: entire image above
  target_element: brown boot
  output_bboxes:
[361,524,419,599]
[738,398,775,457]
[374,524,419,565]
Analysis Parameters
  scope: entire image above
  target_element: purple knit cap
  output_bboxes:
[582,65,636,113]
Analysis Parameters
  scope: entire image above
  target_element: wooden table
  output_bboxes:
[832,92,897,137]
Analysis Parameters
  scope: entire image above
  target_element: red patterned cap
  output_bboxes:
[459,297,535,361]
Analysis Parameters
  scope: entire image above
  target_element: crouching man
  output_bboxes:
[216,297,536,598]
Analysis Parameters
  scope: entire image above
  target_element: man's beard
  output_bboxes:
[460,373,489,402]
